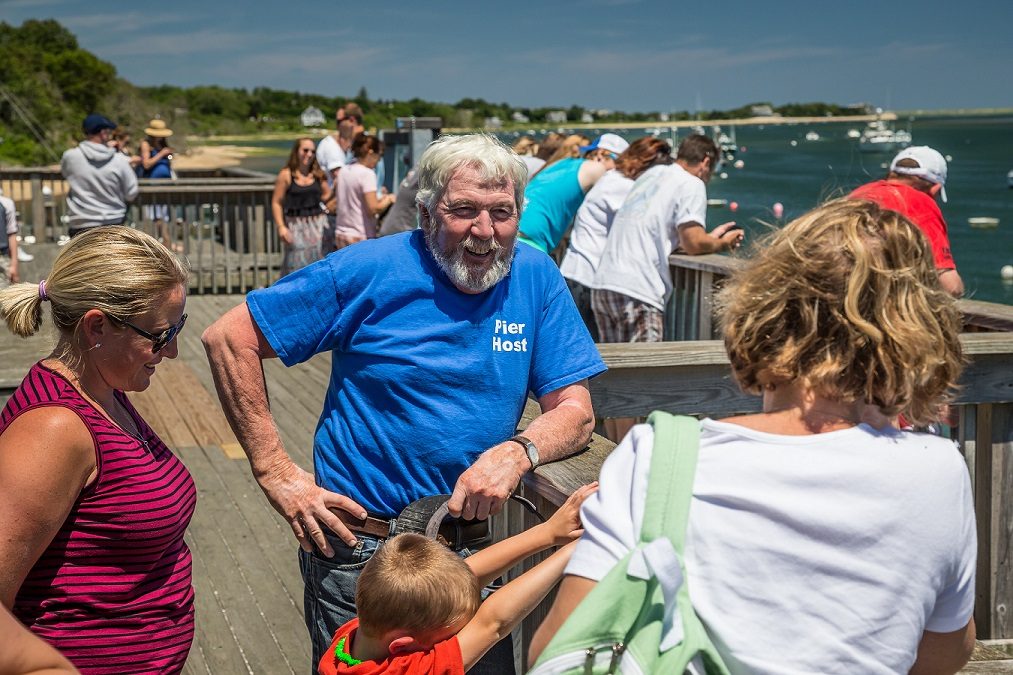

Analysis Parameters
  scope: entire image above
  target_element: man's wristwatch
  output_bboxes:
[509,434,540,471]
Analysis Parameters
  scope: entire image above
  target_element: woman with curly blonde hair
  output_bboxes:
[533,198,975,674]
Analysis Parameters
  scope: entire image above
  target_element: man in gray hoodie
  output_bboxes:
[61,114,139,236]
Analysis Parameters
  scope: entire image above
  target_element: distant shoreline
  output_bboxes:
[178,108,1013,170]
[445,113,902,134]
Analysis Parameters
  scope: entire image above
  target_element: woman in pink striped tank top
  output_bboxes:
[0,227,196,674]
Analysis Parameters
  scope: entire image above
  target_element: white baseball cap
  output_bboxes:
[579,133,630,156]
[890,146,948,202]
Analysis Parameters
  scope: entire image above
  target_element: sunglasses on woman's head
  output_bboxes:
[106,313,187,353]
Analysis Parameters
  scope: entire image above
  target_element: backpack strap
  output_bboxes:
[640,411,700,547]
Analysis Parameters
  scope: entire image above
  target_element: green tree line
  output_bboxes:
[0,19,863,166]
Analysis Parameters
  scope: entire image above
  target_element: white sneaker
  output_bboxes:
[17,249,33,262]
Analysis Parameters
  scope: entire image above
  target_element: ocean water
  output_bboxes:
[699,117,1013,305]
[235,117,1013,304]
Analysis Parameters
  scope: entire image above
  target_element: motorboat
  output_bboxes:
[969,217,1000,229]
[858,120,912,153]
[847,128,862,139]
[805,131,820,142]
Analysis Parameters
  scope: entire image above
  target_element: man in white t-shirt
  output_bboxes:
[316,108,351,189]
[590,135,743,440]
[590,134,743,344]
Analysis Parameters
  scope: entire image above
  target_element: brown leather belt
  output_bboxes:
[334,510,490,550]
[335,512,396,539]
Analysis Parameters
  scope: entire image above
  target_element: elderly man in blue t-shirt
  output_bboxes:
[202,133,605,671]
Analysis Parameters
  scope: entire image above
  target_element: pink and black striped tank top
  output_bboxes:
[2,363,197,674]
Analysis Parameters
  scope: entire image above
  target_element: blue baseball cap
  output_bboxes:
[82,113,117,135]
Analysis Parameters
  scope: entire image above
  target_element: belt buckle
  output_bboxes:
[394,495,488,550]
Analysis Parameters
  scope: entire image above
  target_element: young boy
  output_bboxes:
[318,484,597,674]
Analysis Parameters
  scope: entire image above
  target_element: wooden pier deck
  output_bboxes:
[147,295,324,675]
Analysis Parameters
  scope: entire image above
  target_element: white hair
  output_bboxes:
[414,134,528,215]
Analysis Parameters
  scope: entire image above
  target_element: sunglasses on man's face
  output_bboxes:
[107,313,187,353]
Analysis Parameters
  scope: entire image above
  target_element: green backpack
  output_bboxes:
[528,412,730,675]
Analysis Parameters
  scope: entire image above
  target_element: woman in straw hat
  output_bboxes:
[0,227,196,673]
[139,118,174,179]
[139,118,180,250]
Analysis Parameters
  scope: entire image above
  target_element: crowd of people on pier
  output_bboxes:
[0,111,977,675]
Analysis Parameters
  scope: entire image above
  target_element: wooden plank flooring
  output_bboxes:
[162,294,328,675]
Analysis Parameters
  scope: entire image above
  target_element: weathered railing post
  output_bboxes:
[29,172,45,241]
[972,402,1013,639]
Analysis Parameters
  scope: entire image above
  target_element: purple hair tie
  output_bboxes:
[38,280,48,302]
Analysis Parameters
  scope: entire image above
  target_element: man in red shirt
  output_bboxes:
[850,146,964,296]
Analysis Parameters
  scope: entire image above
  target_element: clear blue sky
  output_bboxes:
[4,0,1012,112]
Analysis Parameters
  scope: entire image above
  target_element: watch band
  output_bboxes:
[509,434,540,470]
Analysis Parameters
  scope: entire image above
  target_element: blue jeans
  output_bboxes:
[299,529,516,675]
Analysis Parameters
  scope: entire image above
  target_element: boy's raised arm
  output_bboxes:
[457,542,576,671]
[464,483,596,587]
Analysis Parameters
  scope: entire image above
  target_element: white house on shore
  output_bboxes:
[301,106,326,127]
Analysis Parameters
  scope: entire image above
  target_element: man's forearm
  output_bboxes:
[201,318,290,477]
[521,398,594,465]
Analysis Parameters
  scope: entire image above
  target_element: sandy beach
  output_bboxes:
[172,144,264,170]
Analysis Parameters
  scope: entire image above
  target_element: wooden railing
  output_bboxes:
[0,167,280,294]
[667,253,1013,338]
[502,333,1013,661]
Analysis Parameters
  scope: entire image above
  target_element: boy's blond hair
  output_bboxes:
[355,534,481,637]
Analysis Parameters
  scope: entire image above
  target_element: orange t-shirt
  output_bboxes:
[318,618,465,675]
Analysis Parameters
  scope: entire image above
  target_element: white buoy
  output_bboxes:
[720,172,728,180]
[733,159,744,169]
[1001,265,1013,281]
[790,140,798,147]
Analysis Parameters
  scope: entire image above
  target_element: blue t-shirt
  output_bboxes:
[518,158,586,253]
[247,230,606,516]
